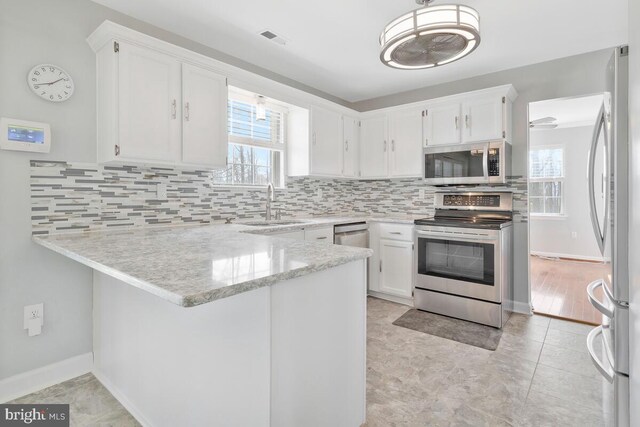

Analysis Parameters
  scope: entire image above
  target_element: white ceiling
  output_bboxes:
[529,94,604,128]
[92,0,628,102]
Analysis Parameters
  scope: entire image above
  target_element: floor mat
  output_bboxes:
[392,309,502,350]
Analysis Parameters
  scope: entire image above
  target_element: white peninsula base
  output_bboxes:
[92,260,367,427]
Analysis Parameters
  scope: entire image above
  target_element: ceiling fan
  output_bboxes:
[529,116,558,129]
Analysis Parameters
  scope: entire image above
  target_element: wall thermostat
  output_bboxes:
[0,117,51,153]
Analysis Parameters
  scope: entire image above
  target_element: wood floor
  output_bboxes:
[530,255,608,325]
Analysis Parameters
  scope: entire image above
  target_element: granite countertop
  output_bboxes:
[33,214,427,308]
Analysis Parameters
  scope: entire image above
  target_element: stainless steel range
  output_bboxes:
[414,192,514,328]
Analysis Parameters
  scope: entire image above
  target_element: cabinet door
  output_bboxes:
[182,63,228,168]
[310,106,343,176]
[359,116,388,178]
[462,97,504,142]
[424,103,462,146]
[389,108,423,177]
[118,42,181,162]
[342,116,360,178]
[379,239,413,298]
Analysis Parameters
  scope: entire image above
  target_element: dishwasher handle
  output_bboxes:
[334,222,368,234]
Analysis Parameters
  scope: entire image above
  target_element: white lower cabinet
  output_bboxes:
[379,240,414,298]
[368,222,414,303]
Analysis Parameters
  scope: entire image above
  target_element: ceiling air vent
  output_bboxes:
[259,30,287,46]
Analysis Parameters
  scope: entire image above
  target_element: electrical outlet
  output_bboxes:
[156,183,167,199]
[24,303,44,329]
[419,188,425,199]
[571,231,578,239]
[317,188,323,200]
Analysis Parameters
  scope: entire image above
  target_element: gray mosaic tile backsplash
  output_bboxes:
[30,161,528,235]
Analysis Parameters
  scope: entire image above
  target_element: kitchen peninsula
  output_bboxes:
[33,223,371,427]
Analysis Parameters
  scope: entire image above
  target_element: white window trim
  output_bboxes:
[529,145,565,216]
[216,94,289,189]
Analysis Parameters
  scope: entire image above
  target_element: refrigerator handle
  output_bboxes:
[587,326,614,383]
[586,280,614,318]
[587,103,607,255]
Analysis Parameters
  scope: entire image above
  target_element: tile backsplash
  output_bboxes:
[30,161,528,235]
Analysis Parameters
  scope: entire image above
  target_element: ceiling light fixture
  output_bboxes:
[255,95,267,121]
[379,0,481,70]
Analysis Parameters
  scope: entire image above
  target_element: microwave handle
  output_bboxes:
[482,143,489,181]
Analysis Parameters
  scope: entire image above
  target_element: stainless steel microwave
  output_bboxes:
[423,141,511,186]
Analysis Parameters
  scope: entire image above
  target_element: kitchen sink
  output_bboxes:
[241,220,308,227]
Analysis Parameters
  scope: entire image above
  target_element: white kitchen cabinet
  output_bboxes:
[310,105,343,176]
[92,38,228,168]
[304,226,334,242]
[368,222,415,304]
[181,63,228,168]
[462,96,505,142]
[117,42,182,163]
[388,108,423,177]
[342,116,360,178]
[423,103,462,146]
[359,116,388,178]
[379,239,414,298]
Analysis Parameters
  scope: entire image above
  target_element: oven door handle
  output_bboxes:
[415,230,498,243]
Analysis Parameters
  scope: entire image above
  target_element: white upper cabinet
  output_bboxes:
[359,116,388,178]
[388,108,423,177]
[342,116,360,178]
[181,63,228,168]
[462,96,504,142]
[423,103,462,146]
[91,33,228,168]
[310,105,343,176]
[117,42,182,163]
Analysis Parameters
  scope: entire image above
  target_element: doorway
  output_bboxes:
[527,94,608,324]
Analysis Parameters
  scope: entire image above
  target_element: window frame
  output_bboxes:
[215,91,288,189]
[528,145,565,217]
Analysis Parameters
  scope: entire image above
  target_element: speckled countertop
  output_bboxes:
[33,215,426,308]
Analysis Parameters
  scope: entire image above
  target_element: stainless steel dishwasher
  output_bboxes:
[334,222,369,248]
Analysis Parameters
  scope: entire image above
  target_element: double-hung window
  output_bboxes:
[214,93,286,187]
[529,146,564,215]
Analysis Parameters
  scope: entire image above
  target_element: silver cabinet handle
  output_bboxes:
[345,140,349,151]
[313,132,317,145]
[383,140,387,152]
[587,326,614,383]
[391,140,395,152]
[316,236,328,240]
[171,99,177,119]
[390,231,402,235]
[455,116,459,129]
[587,280,614,318]
[184,102,190,121]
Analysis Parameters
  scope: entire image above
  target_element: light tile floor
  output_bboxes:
[366,297,611,427]
[9,374,139,426]
[10,297,609,426]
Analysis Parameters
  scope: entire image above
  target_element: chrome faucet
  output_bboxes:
[265,182,275,220]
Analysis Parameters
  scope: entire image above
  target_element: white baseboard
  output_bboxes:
[0,352,93,403]
[530,251,607,263]
[92,370,150,427]
[512,301,533,315]
[367,290,414,307]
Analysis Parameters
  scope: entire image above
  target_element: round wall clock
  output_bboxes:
[27,64,75,102]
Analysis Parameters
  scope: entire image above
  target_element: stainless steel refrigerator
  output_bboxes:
[585,45,629,427]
